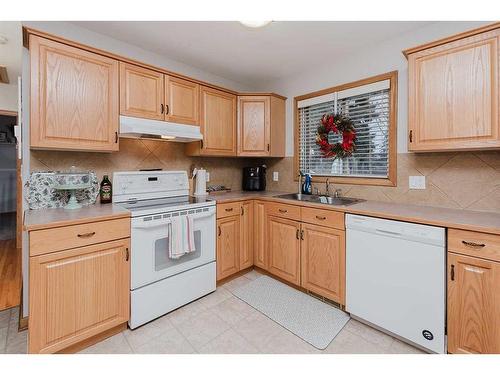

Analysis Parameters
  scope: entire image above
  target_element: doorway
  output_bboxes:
[0,110,21,311]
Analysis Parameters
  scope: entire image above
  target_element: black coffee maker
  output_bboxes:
[242,165,267,191]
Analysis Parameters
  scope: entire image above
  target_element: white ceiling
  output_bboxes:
[73,21,433,88]
[0,21,22,85]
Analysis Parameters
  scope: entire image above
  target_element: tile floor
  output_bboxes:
[0,271,425,354]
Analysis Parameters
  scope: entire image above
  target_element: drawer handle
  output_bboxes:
[315,215,326,220]
[278,209,288,213]
[462,240,485,248]
[225,208,234,212]
[125,248,129,262]
[296,228,299,239]
[77,232,96,238]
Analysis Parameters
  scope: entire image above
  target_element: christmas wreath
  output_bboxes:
[315,113,356,159]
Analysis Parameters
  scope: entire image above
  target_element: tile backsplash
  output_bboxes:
[31,139,500,213]
[30,139,262,191]
[264,151,500,213]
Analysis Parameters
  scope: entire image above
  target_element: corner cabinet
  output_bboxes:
[30,35,119,152]
[405,25,500,151]
[238,95,286,157]
[27,217,130,354]
[186,86,237,156]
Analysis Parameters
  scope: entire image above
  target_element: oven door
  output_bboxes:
[130,205,216,290]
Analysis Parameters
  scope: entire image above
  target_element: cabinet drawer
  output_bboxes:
[448,229,500,262]
[30,218,130,257]
[266,202,301,221]
[301,207,344,230]
[217,202,241,219]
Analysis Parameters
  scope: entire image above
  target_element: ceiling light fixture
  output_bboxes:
[239,21,272,29]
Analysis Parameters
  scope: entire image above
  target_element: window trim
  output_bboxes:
[294,70,398,187]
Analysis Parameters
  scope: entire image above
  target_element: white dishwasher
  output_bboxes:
[346,214,446,353]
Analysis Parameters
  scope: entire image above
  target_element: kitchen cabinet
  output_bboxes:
[447,229,500,354]
[301,223,345,303]
[27,217,130,354]
[165,75,199,125]
[216,215,240,280]
[406,26,500,151]
[240,200,254,269]
[30,35,119,152]
[120,62,165,121]
[267,216,301,285]
[120,63,199,125]
[186,86,237,156]
[253,200,268,270]
[237,95,286,157]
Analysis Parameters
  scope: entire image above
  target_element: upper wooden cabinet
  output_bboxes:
[406,25,500,151]
[120,63,199,125]
[165,75,199,125]
[120,63,164,121]
[238,95,286,157]
[30,35,119,152]
[186,86,237,156]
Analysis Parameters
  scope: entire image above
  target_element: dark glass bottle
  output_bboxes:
[100,175,112,204]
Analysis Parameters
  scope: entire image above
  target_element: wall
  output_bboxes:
[30,139,260,191]
[22,21,255,92]
[258,21,500,213]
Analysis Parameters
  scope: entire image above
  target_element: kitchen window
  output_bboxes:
[295,71,397,186]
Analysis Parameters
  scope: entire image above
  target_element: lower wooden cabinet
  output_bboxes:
[29,238,130,354]
[240,201,254,269]
[447,252,500,354]
[301,223,345,304]
[267,216,301,285]
[253,200,268,270]
[216,215,240,280]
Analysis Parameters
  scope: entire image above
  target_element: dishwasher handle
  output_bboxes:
[375,228,403,237]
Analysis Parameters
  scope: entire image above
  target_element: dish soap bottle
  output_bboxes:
[302,173,312,195]
[100,175,112,204]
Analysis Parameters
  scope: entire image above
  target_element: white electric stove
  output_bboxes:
[113,171,216,329]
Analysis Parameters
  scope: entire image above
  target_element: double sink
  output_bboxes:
[274,193,364,206]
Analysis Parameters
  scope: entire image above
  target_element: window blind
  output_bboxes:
[299,82,391,178]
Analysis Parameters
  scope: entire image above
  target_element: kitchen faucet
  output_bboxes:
[325,178,331,196]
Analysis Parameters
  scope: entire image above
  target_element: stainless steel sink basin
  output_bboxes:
[274,193,365,206]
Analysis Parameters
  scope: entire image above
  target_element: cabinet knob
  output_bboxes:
[165,104,170,115]
[450,264,455,281]
[409,130,413,143]
[125,248,129,262]
[218,226,221,237]
[160,104,165,114]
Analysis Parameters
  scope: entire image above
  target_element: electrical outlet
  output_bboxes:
[273,171,279,181]
[206,172,210,182]
[409,175,425,189]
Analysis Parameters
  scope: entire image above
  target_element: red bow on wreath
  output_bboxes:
[316,113,356,159]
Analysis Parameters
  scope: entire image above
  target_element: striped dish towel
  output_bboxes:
[168,215,196,259]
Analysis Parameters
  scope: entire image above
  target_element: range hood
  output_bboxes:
[119,115,203,142]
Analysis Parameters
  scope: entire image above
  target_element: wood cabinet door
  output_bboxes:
[119,62,164,121]
[253,201,268,270]
[267,216,301,285]
[196,86,237,156]
[301,223,345,304]
[408,29,500,151]
[216,216,240,280]
[240,201,254,269]
[448,253,500,354]
[165,75,199,125]
[30,35,119,152]
[237,96,270,156]
[29,239,130,354]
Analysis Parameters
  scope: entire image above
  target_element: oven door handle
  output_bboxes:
[132,212,214,229]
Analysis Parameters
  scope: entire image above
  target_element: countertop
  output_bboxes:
[211,191,500,235]
[24,203,131,231]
